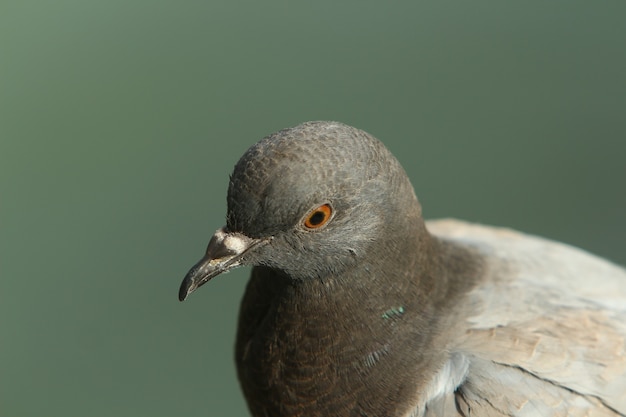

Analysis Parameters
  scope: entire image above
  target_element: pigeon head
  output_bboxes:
[179,121,423,300]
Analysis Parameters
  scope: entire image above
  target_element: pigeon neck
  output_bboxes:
[236,218,482,417]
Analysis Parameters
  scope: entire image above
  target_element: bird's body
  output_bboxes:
[180,122,626,416]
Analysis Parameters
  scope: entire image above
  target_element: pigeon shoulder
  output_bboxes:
[426,218,626,313]
[424,218,626,416]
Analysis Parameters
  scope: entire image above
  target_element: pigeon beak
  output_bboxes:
[179,227,267,301]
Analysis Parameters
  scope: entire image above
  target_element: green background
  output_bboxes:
[2,1,625,416]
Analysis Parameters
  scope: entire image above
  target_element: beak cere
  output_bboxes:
[179,227,263,301]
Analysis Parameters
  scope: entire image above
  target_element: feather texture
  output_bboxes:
[420,220,626,416]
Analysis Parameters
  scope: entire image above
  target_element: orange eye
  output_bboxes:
[303,204,333,229]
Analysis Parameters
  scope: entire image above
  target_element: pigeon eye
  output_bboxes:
[303,204,333,229]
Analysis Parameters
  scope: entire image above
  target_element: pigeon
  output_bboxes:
[179,121,626,417]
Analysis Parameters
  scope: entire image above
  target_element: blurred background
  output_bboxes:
[1,1,624,416]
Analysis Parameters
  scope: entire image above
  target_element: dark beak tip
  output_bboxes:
[178,286,188,302]
[179,276,199,302]
[178,275,194,302]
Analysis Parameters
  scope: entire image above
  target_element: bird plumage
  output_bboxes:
[426,219,626,416]
[180,121,626,417]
